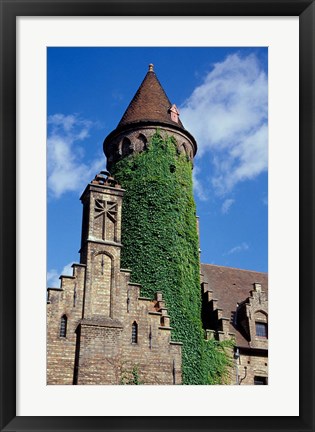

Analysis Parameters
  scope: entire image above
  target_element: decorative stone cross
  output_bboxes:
[94,199,117,240]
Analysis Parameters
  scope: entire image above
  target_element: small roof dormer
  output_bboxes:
[169,104,180,124]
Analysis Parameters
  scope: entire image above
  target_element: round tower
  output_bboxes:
[103,64,197,171]
[103,65,205,384]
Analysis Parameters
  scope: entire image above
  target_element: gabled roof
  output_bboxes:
[117,64,184,129]
[201,263,268,348]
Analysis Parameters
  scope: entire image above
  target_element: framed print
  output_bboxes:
[1,1,314,431]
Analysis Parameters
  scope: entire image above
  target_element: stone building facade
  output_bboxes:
[47,172,182,385]
[47,64,268,385]
[201,264,268,385]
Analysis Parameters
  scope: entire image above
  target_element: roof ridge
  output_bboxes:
[201,263,268,274]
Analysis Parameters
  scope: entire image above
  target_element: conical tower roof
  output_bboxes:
[103,64,197,169]
[117,64,184,129]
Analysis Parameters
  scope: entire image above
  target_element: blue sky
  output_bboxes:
[47,47,268,287]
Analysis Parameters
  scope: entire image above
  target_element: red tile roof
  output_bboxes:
[118,65,184,129]
[201,263,268,347]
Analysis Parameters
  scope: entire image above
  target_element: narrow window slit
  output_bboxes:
[131,321,138,344]
[60,315,67,338]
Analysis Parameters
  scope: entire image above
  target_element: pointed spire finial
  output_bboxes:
[148,63,154,72]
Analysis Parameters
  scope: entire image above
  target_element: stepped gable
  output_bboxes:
[118,64,184,129]
[201,263,268,347]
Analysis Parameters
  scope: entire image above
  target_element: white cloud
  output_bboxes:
[180,53,268,196]
[193,165,208,201]
[47,262,74,288]
[47,114,104,198]
[221,198,235,214]
[226,242,249,255]
[47,269,59,288]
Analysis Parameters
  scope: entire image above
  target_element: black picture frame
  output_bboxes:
[0,1,314,431]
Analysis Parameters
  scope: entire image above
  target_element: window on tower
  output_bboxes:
[122,137,132,156]
[60,315,67,338]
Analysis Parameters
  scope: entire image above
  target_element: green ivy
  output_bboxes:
[112,132,232,384]
[120,364,143,385]
[203,338,234,384]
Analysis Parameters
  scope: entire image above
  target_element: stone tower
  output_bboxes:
[103,65,206,384]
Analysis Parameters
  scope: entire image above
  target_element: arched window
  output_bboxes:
[138,133,147,150]
[60,315,67,338]
[131,321,138,344]
[181,143,187,155]
[122,137,132,156]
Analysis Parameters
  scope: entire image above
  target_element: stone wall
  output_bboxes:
[47,263,86,384]
[235,350,268,385]
[47,173,182,385]
[105,125,195,171]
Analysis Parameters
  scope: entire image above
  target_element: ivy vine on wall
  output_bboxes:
[112,132,232,384]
